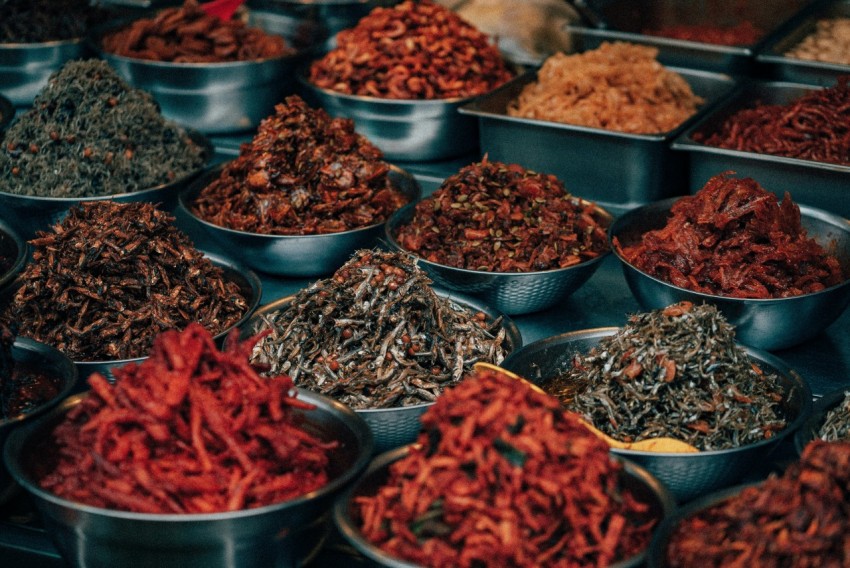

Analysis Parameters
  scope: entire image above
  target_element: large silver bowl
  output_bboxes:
[334,444,676,568]
[0,39,87,106]
[242,289,522,454]
[0,129,213,241]
[385,201,612,315]
[610,197,850,351]
[0,215,27,292]
[3,388,373,568]
[501,327,812,503]
[298,72,480,161]
[0,337,78,505]
[179,162,420,277]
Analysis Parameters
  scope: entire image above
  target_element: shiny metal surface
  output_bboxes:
[459,67,736,215]
[794,386,847,454]
[384,201,613,315]
[242,290,522,454]
[0,338,78,506]
[501,327,812,503]
[0,130,213,241]
[3,388,372,568]
[0,40,87,106]
[298,73,480,161]
[0,217,26,292]
[334,443,676,568]
[179,163,420,277]
[672,81,850,219]
[610,198,850,351]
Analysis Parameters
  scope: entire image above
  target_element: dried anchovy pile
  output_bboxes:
[0,0,110,43]
[0,60,206,198]
[309,0,513,99]
[819,391,850,441]
[357,367,659,567]
[560,302,788,451]
[667,440,850,566]
[250,250,509,409]
[192,96,409,235]
[394,159,610,272]
[4,201,249,362]
[616,173,844,298]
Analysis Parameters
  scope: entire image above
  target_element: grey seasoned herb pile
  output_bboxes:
[0,59,206,198]
[557,301,788,451]
[819,391,850,441]
[250,250,510,409]
[3,201,249,361]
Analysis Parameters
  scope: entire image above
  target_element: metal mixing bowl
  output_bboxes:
[334,444,676,568]
[794,387,849,454]
[0,215,27,292]
[610,197,850,351]
[242,290,522,454]
[0,39,87,106]
[0,337,78,506]
[179,162,420,277]
[3,388,372,568]
[501,327,812,503]
[384,201,613,315]
[298,72,480,161]
[0,129,213,240]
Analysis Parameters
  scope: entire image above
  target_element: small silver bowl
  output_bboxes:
[93,21,306,134]
[610,197,850,351]
[0,215,27,292]
[0,336,78,505]
[0,38,87,106]
[3,388,373,568]
[0,129,213,240]
[794,387,849,454]
[242,289,522,454]
[298,72,481,161]
[334,444,676,568]
[179,162,420,277]
[501,327,812,503]
[384,201,613,315]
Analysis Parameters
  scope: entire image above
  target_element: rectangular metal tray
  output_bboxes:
[458,67,736,215]
[671,80,850,218]
[566,0,815,74]
[756,0,850,86]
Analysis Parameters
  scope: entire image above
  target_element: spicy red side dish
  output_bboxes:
[356,367,658,567]
[395,159,610,272]
[643,21,763,46]
[616,173,844,299]
[38,324,337,513]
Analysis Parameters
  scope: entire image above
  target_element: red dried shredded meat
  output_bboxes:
[616,173,844,298]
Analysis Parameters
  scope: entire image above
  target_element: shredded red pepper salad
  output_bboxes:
[38,323,338,514]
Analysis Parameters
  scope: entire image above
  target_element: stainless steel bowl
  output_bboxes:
[242,290,522,454]
[384,201,612,315]
[610,197,850,351]
[0,39,87,106]
[501,327,812,503]
[0,337,78,506]
[0,129,213,241]
[0,215,27,292]
[794,387,849,454]
[3,388,373,568]
[179,162,420,277]
[298,72,480,161]
[334,444,676,568]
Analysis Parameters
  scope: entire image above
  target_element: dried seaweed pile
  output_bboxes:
[819,391,850,441]
[250,250,510,409]
[0,0,110,43]
[0,60,206,198]
[560,302,788,451]
[4,201,248,362]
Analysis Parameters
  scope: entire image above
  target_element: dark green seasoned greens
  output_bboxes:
[556,302,788,451]
[250,250,510,409]
[819,391,850,441]
[0,59,206,198]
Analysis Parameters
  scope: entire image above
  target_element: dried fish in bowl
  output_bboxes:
[248,250,516,410]
[818,391,850,441]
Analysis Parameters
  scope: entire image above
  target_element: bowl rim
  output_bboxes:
[384,197,614,277]
[0,216,27,290]
[242,287,523,414]
[3,387,373,521]
[502,326,813,457]
[0,129,213,203]
[0,36,85,50]
[609,196,850,303]
[178,161,421,241]
[334,443,677,568]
